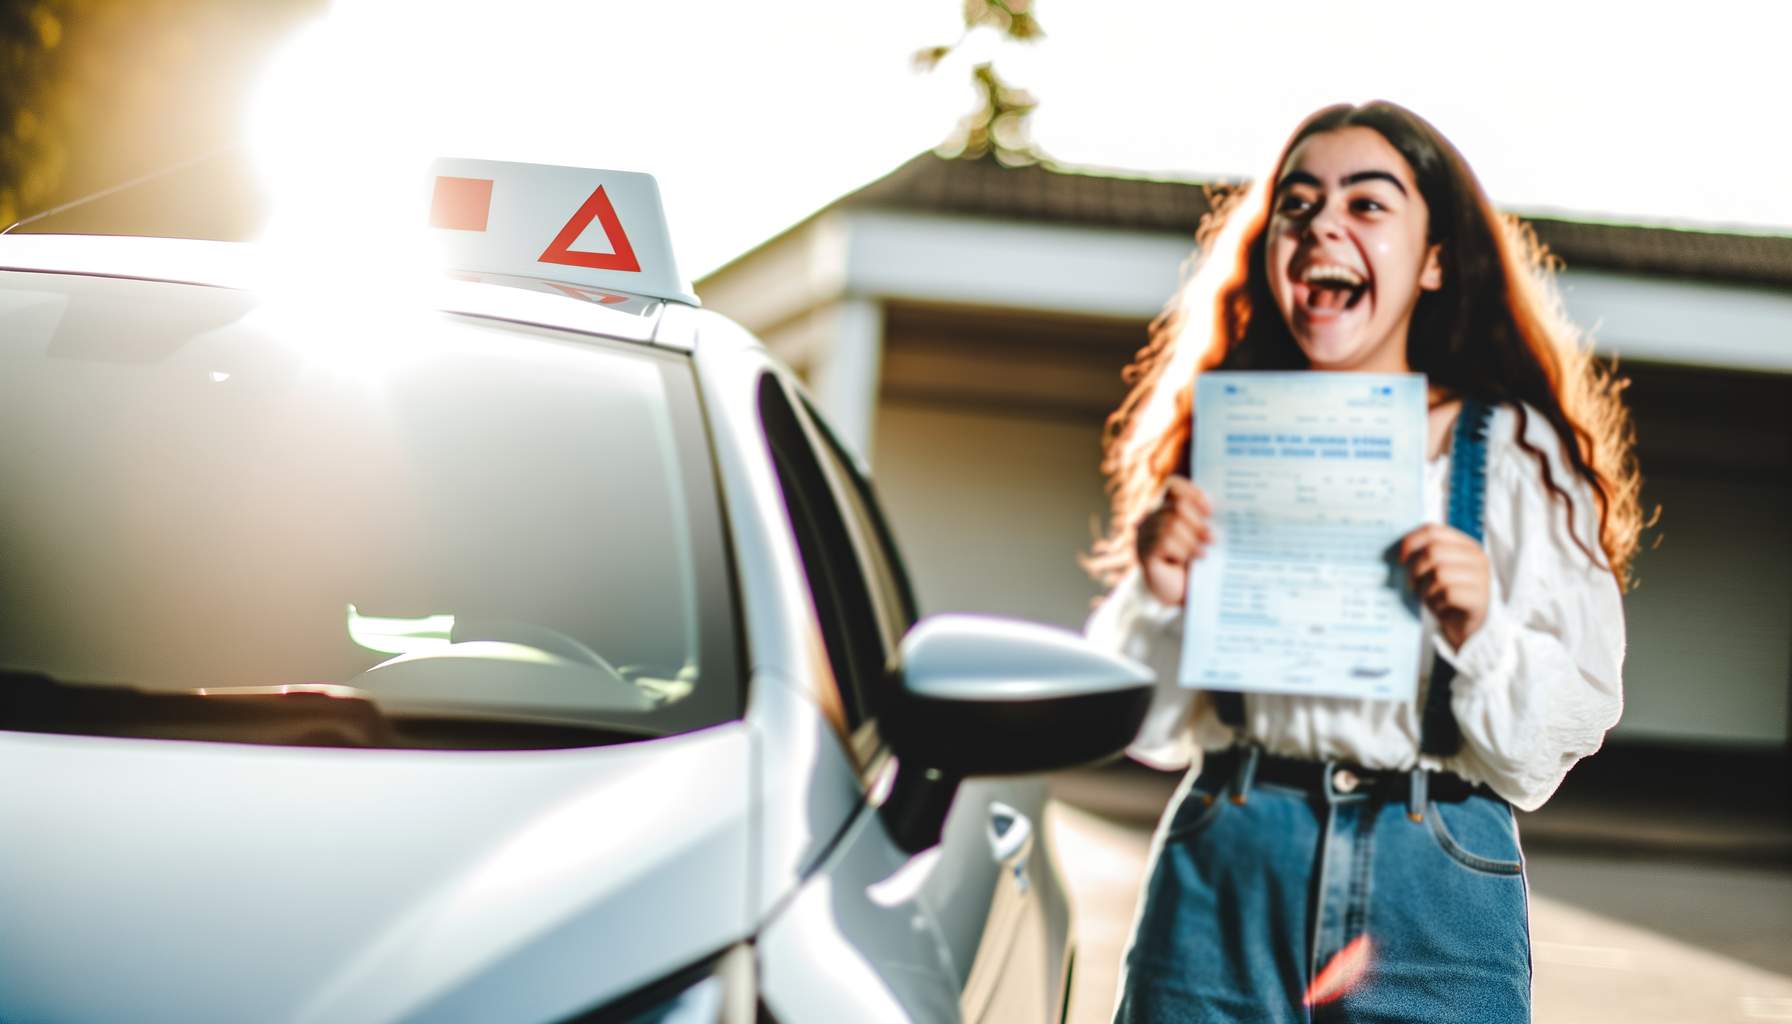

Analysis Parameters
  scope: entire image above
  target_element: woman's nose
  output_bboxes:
[1304,201,1345,239]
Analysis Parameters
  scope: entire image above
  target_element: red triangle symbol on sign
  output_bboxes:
[538,185,641,273]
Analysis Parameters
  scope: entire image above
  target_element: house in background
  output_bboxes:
[697,153,1792,753]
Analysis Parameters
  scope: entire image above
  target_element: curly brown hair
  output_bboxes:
[1088,102,1645,590]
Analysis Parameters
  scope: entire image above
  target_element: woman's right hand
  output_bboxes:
[1135,476,1214,606]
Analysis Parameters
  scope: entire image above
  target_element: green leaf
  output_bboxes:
[911,43,953,71]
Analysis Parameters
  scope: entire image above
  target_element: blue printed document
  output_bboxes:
[1179,372,1427,701]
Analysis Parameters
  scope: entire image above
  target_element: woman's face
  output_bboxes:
[1264,126,1443,373]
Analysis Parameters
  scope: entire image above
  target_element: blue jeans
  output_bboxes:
[1115,748,1531,1023]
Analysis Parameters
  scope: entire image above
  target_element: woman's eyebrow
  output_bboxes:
[1274,169,1409,196]
[1274,170,1321,192]
[1340,170,1408,195]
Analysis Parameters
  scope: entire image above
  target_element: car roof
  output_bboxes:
[0,233,751,355]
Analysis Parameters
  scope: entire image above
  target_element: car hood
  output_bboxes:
[0,722,753,1024]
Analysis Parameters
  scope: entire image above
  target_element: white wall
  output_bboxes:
[871,401,1110,631]
[1616,473,1792,744]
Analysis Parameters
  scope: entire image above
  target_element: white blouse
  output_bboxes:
[1084,403,1626,812]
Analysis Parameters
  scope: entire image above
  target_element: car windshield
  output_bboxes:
[0,268,738,749]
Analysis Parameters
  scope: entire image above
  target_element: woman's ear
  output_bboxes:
[1420,244,1445,291]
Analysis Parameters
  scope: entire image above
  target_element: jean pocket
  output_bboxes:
[1164,785,1226,841]
[1426,797,1524,876]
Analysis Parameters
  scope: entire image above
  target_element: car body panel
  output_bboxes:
[686,309,1071,1017]
[683,311,880,920]
[758,797,960,1023]
[921,776,1071,1021]
[0,724,752,1024]
[744,667,877,919]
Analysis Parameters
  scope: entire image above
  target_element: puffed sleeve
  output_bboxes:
[1435,406,1626,811]
[1084,568,1207,771]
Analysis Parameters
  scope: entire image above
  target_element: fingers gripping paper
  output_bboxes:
[1180,372,1427,701]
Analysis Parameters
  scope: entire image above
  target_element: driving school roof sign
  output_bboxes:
[426,158,697,306]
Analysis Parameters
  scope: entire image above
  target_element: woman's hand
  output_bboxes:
[1398,524,1491,650]
[1135,476,1214,606]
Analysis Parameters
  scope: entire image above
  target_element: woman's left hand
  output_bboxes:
[1398,524,1491,650]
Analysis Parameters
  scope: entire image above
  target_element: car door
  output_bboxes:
[772,381,1065,1022]
[757,373,963,1020]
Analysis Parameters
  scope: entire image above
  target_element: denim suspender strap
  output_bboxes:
[1229,743,1261,805]
[1419,398,1493,757]
[1211,688,1246,730]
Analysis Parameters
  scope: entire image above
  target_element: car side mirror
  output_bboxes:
[878,614,1153,853]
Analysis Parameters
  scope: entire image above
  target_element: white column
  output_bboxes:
[807,296,885,465]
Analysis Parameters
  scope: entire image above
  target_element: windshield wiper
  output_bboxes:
[1,668,399,748]
[0,668,653,751]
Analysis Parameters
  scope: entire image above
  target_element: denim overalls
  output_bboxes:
[1115,400,1532,1024]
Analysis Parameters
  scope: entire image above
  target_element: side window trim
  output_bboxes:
[757,373,886,773]
[794,396,921,631]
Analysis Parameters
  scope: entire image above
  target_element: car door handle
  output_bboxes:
[987,802,1033,866]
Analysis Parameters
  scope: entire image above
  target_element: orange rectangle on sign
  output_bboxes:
[429,176,493,231]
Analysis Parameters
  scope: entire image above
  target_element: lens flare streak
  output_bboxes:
[1304,933,1373,1008]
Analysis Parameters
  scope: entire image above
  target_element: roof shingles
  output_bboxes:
[844,153,1792,289]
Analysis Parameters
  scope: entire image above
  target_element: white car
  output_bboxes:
[0,160,1151,1023]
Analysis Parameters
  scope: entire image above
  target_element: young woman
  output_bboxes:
[1085,102,1645,1022]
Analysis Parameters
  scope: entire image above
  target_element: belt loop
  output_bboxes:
[1230,743,1261,806]
[1408,768,1429,823]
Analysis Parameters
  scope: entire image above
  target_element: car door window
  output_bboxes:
[758,375,888,765]
[795,397,918,643]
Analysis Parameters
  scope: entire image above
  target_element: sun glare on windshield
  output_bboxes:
[346,604,454,656]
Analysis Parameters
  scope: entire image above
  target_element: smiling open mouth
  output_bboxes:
[1301,264,1368,312]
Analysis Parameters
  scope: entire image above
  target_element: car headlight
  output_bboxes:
[563,944,763,1024]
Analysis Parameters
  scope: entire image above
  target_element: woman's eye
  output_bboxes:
[1350,197,1387,214]
[1276,194,1315,216]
